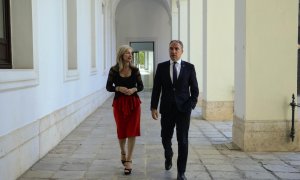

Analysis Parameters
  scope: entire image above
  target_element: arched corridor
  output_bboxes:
[18,92,300,179]
[1,0,299,179]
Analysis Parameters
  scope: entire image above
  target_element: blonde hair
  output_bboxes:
[115,45,134,71]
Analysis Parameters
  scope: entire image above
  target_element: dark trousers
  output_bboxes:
[161,102,191,173]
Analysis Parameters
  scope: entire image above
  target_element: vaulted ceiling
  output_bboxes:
[111,0,172,18]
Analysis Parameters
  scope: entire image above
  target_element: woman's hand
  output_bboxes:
[124,88,137,95]
[118,86,128,94]
[117,87,137,95]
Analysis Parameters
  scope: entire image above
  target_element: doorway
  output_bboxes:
[130,41,154,90]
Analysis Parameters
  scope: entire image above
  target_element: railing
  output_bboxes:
[290,94,299,142]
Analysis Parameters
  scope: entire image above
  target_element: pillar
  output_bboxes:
[189,0,204,106]
[178,0,189,60]
[233,0,300,151]
[202,0,235,120]
[171,0,179,39]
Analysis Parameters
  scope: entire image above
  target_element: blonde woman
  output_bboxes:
[106,45,144,175]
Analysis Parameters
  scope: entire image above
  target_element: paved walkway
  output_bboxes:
[19,92,300,180]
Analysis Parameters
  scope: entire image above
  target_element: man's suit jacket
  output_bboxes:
[151,60,199,114]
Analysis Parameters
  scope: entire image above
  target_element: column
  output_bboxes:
[189,0,204,106]
[171,0,179,39]
[178,0,189,60]
[202,0,235,120]
[233,0,299,151]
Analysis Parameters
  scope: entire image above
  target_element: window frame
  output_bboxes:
[0,0,12,69]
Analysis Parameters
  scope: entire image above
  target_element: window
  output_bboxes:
[90,0,97,75]
[63,0,79,81]
[0,0,11,69]
[102,2,106,72]
[0,0,38,92]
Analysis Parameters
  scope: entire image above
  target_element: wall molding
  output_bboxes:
[0,88,111,180]
[233,115,300,151]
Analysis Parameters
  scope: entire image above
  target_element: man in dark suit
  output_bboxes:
[151,40,199,180]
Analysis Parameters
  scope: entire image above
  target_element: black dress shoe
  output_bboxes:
[177,173,187,180]
[165,159,172,170]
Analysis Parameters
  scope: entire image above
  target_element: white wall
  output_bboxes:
[0,0,111,179]
[115,0,171,65]
[0,0,108,137]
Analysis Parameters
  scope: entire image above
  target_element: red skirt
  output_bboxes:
[113,95,141,139]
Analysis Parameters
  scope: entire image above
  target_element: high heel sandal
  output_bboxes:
[124,160,132,175]
[121,153,126,166]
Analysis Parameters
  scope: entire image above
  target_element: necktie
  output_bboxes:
[173,61,177,84]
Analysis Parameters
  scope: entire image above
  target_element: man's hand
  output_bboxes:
[151,109,159,120]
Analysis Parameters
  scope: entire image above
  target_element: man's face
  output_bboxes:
[169,42,183,61]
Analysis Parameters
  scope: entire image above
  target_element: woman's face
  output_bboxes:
[122,49,132,63]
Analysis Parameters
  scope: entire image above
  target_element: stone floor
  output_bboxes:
[18,92,300,180]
